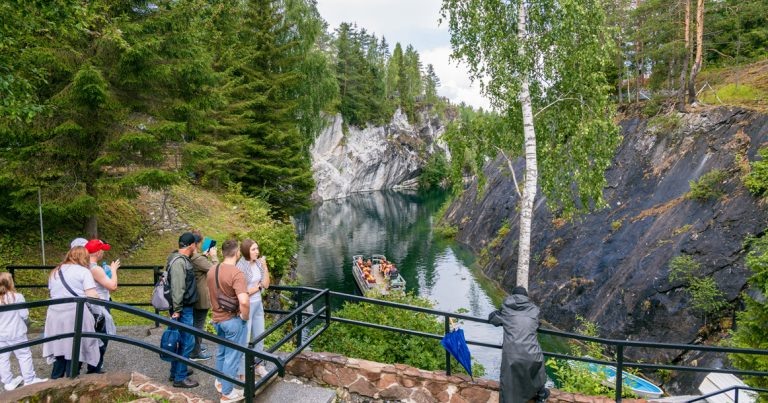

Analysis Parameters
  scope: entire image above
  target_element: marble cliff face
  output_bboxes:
[310,108,448,201]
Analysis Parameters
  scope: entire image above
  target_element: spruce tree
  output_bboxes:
[215,0,315,215]
[730,233,768,390]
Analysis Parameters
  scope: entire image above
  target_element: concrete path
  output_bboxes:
[9,326,336,402]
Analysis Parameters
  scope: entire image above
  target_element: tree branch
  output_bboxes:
[534,97,580,118]
[494,145,523,199]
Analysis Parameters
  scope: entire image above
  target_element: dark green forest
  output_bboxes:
[1,0,766,239]
[0,0,445,238]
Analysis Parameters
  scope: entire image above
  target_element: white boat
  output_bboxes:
[569,361,664,399]
[352,254,406,296]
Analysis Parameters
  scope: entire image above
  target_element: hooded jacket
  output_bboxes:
[489,294,547,403]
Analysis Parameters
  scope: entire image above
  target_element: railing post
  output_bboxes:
[444,315,451,376]
[70,298,85,378]
[615,344,624,403]
[294,289,303,348]
[324,289,330,328]
[245,350,255,403]
[153,266,161,328]
[735,386,739,403]
[8,266,14,283]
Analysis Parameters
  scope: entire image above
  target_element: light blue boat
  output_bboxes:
[586,362,664,399]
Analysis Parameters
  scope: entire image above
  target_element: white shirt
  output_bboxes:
[90,262,111,301]
[49,264,97,299]
[0,292,29,340]
[236,257,263,303]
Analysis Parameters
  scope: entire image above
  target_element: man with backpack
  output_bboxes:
[165,232,200,388]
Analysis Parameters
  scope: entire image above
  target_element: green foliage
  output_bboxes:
[730,232,768,394]
[489,221,511,249]
[705,0,768,65]
[688,169,728,201]
[701,84,766,105]
[441,0,620,217]
[419,152,451,191]
[611,220,623,232]
[647,114,682,134]
[224,184,297,280]
[312,293,483,377]
[744,147,768,197]
[548,316,637,397]
[668,254,727,323]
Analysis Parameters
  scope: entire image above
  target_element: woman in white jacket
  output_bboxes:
[0,272,47,390]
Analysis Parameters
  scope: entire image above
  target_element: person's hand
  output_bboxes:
[259,256,267,266]
[110,259,121,271]
[171,311,180,319]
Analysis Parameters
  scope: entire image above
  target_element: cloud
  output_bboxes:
[421,47,491,110]
[316,0,490,110]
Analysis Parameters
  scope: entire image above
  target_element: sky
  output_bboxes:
[315,0,491,110]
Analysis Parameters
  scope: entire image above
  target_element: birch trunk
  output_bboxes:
[516,1,537,290]
[688,0,704,104]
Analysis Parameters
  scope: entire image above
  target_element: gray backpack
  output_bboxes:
[152,256,182,311]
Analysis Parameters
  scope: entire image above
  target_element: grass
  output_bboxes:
[696,58,768,111]
[2,182,269,327]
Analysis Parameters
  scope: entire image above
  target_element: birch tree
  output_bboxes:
[441,0,620,290]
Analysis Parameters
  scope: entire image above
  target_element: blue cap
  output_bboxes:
[201,237,216,253]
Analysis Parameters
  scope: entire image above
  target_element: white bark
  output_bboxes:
[516,1,537,291]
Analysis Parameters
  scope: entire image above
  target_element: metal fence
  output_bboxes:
[3,266,768,403]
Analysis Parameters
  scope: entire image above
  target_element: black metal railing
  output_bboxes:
[269,286,768,403]
[4,266,768,403]
[0,293,329,403]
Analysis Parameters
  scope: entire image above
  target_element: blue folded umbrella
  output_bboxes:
[441,328,473,380]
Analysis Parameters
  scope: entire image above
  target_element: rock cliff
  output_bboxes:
[443,106,768,392]
[310,109,447,200]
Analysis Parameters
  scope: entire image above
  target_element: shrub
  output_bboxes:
[668,254,727,324]
[688,169,728,201]
[744,147,768,197]
[419,152,451,190]
[312,292,484,377]
[611,220,622,231]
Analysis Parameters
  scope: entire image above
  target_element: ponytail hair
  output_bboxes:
[0,272,16,304]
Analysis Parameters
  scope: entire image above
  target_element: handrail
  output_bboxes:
[0,292,323,403]
[687,385,768,403]
[4,275,768,402]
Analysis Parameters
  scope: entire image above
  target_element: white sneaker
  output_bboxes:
[214,378,222,393]
[25,377,48,386]
[220,388,244,402]
[255,365,268,377]
[3,376,23,391]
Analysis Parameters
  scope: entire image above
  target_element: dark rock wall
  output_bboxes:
[444,107,768,390]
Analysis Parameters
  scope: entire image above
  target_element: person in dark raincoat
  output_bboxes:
[489,286,549,403]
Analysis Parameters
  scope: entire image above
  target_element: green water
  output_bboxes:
[294,189,569,380]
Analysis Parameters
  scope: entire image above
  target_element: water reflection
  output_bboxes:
[295,190,504,379]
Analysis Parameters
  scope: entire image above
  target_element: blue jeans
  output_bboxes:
[239,297,265,376]
[170,306,195,382]
[215,316,247,395]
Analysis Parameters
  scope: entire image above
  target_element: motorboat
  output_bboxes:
[352,254,406,296]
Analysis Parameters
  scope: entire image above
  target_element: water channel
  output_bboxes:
[294,190,506,379]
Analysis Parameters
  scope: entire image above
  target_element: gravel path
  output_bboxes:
[13,326,262,402]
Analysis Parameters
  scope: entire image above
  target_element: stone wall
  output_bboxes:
[285,352,648,403]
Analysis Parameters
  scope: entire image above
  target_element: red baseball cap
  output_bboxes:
[85,239,111,254]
